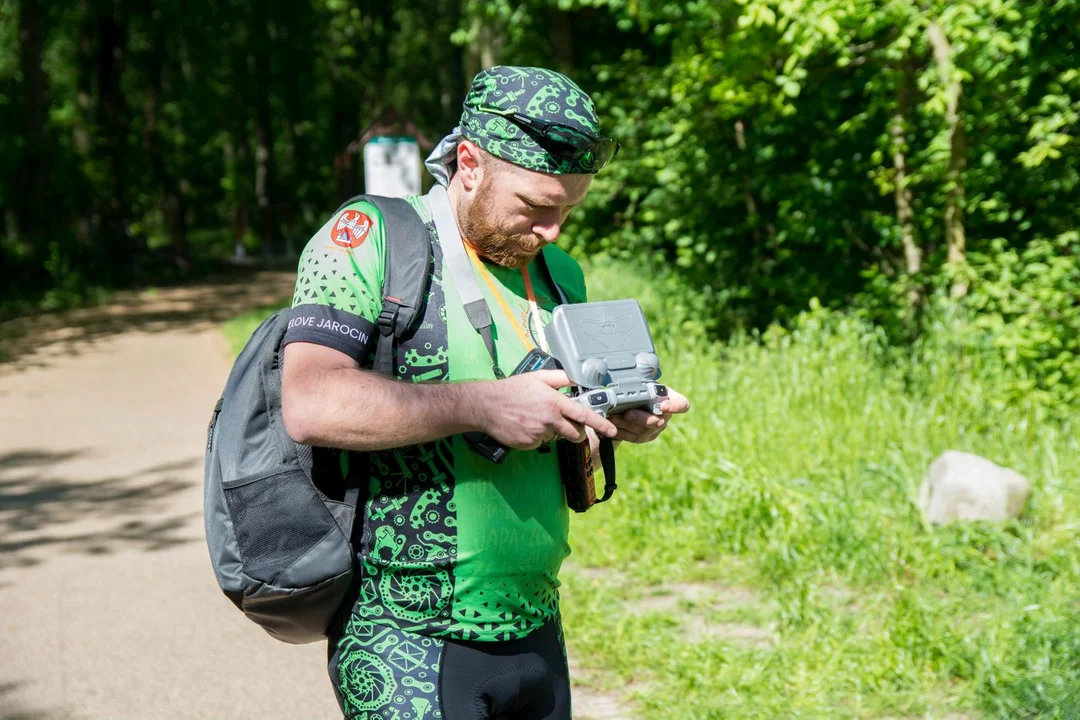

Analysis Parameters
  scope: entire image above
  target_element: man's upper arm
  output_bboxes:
[284,200,388,366]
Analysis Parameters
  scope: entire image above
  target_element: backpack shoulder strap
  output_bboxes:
[536,248,570,306]
[258,308,325,477]
[334,194,432,376]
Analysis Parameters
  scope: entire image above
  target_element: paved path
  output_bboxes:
[0,272,631,720]
[0,272,341,719]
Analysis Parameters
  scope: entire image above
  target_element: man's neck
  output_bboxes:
[445,177,490,264]
[445,177,466,235]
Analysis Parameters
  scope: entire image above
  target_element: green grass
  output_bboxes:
[219,260,1080,717]
[562,261,1080,718]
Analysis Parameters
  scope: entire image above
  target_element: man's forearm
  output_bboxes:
[283,365,490,452]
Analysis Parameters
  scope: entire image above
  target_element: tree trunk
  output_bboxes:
[227,25,252,260]
[224,136,247,260]
[16,0,48,251]
[329,15,360,202]
[466,15,502,80]
[891,54,920,303]
[143,12,189,268]
[228,127,252,261]
[96,0,134,281]
[254,41,276,256]
[927,21,968,299]
[375,0,394,95]
[735,119,778,252]
[479,22,500,70]
[73,0,96,247]
[282,56,302,257]
[547,6,575,73]
[439,0,466,128]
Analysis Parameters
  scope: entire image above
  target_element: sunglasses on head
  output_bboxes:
[478,106,620,173]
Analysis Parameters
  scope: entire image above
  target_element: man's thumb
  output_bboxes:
[531,369,573,389]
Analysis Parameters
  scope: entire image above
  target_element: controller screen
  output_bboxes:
[557,303,654,357]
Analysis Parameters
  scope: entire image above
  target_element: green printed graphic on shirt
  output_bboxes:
[289,195,588,643]
[331,618,445,719]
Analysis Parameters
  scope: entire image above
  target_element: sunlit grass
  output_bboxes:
[563,260,1080,718]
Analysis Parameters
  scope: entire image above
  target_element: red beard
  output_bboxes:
[458,182,543,269]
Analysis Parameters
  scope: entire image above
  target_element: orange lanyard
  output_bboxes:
[519,266,547,352]
[463,244,547,352]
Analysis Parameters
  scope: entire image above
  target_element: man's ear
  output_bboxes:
[456,140,484,193]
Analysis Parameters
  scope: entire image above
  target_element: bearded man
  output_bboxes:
[281,65,689,719]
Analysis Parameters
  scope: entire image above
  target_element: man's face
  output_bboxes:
[459,159,592,269]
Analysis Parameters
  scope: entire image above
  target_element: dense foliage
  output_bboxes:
[3,0,1078,408]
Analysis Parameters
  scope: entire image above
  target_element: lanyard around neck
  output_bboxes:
[462,243,549,353]
[424,185,567,377]
[518,265,550,353]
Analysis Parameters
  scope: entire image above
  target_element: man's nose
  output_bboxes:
[532,220,561,244]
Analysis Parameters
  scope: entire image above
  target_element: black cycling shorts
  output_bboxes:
[328,617,571,720]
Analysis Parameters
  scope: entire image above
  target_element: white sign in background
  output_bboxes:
[363,136,422,198]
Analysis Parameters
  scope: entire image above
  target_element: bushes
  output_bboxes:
[962,232,1080,414]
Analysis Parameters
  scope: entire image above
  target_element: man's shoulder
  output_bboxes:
[301,197,386,258]
[320,193,429,239]
[296,194,431,268]
[292,198,392,312]
[337,194,431,228]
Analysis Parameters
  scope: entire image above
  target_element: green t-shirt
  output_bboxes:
[285,195,588,642]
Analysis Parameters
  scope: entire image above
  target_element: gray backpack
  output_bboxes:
[203,195,432,644]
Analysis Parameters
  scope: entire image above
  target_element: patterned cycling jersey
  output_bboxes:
[285,194,588,642]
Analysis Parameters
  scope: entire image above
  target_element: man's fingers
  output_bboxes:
[568,420,587,443]
[532,369,574,389]
[618,409,667,430]
[558,396,617,437]
[612,424,654,444]
[613,418,662,444]
[660,388,690,414]
[553,418,586,443]
[581,410,618,438]
[583,426,601,455]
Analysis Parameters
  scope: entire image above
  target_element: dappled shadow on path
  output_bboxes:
[0,266,296,371]
[0,449,199,571]
[0,682,53,720]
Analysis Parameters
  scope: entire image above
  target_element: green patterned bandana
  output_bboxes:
[459,66,616,175]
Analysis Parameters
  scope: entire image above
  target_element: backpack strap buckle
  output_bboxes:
[377,297,402,337]
[374,297,403,375]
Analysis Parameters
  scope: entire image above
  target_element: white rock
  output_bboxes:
[919,451,1031,525]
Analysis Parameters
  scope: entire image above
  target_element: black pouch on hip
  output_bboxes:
[558,435,617,513]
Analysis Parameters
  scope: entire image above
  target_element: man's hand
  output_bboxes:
[477,370,619,450]
[608,387,690,444]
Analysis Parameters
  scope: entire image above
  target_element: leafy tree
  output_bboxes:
[1,0,1078,412]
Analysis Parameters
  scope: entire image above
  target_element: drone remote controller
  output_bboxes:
[464,299,667,464]
[544,299,667,418]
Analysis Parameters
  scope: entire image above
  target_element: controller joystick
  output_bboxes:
[581,357,610,388]
[635,352,661,381]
